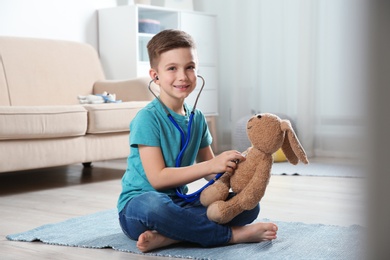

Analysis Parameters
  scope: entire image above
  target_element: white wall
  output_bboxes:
[196,0,369,158]
[0,0,117,49]
[0,0,369,158]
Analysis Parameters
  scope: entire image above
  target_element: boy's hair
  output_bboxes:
[147,29,196,69]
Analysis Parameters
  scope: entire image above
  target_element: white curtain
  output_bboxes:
[200,0,368,158]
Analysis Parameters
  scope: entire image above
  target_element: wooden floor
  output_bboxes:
[0,158,366,260]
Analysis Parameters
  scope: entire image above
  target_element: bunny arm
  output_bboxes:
[207,153,272,224]
[200,172,232,207]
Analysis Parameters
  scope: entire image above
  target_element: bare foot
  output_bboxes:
[229,222,278,244]
[136,230,180,252]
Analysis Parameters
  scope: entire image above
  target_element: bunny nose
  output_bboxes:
[257,115,262,119]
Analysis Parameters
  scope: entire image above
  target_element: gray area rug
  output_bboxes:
[7,209,365,260]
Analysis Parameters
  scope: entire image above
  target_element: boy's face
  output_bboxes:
[151,47,198,105]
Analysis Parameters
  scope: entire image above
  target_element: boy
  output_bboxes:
[118,29,277,252]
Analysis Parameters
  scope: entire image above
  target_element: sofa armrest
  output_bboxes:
[93,77,160,102]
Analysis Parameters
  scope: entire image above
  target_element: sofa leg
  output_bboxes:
[82,162,92,168]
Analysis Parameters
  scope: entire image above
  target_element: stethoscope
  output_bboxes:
[148,75,224,202]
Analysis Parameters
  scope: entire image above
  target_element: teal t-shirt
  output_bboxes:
[117,98,212,212]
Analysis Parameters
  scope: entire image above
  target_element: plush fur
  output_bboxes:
[200,113,309,224]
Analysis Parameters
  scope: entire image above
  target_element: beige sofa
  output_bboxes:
[0,36,155,173]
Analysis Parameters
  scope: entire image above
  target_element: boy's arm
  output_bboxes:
[197,146,217,181]
[139,145,244,190]
[139,145,213,190]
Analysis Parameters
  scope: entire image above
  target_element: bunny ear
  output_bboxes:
[280,120,309,165]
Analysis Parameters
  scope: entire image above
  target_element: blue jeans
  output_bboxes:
[118,191,260,247]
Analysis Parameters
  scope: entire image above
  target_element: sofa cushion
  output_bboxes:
[83,101,150,134]
[0,105,87,140]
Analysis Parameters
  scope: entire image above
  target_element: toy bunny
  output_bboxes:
[200,113,309,224]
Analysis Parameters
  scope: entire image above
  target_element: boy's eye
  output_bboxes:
[168,67,176,71]
[187,65,196,70]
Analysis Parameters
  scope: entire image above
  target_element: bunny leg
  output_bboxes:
[206,195,245,224]
[200,173,231,207]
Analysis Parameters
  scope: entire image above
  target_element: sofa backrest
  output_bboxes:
[0,54,10,105]
[0,37,105,106]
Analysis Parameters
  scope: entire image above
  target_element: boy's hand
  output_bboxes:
[210,150,246,174]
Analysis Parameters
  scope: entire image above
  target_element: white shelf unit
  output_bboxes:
[98,5,219,117]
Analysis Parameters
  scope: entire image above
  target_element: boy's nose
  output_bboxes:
[177,70,189,80]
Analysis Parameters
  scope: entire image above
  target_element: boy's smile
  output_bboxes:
[173,84,190,90]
